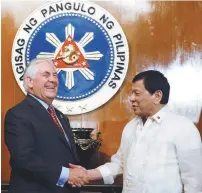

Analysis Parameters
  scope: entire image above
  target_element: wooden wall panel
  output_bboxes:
[2,0,202,182]
[1,14,24,180]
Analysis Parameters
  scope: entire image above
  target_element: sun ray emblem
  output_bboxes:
[36,23,103,89]
[12,1,129,115]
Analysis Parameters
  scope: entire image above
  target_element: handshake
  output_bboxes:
[67,163,93,187]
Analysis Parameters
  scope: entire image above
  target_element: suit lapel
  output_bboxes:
[55,111,73,143]
[25,95,72,151]
[55,110,79,162]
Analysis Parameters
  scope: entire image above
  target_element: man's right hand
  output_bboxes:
[68,163,89,187]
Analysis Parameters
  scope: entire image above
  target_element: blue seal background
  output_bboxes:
[26,14,114,101]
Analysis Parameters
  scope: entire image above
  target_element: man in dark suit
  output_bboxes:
[4,58,88,193]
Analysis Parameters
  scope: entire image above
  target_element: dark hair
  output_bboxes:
[132,70,170,104]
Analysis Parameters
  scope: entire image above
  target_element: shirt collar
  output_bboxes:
[150,105,167,124]
[29,94,49,110]
[136,105,167,124]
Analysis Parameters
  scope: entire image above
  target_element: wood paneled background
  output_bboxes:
[2,0,202,181]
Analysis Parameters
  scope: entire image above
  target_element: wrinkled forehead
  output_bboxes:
[36,61,57,73]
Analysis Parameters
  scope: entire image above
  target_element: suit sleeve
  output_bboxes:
[4,109,62,187]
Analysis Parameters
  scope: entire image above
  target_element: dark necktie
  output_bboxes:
[48,106,71,147]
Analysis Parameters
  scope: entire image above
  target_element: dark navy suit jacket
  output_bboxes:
[5,94,80,193]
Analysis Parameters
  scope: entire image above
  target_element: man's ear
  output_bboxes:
[25,76,33,89]
[154,90,163,105]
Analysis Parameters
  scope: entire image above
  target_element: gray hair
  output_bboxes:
[23,58,54,91]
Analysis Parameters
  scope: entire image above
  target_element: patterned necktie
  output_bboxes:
[48,106,63,133]
[48,106,71,147]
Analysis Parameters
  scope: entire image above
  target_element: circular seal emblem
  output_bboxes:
[12,0,129,115]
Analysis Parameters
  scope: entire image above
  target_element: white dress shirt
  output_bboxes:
[98,107,202,193]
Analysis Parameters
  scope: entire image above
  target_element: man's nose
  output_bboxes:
[129,94,136,102]
[49,75,58,82]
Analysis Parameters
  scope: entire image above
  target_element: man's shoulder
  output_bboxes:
[165,111,193,124]
[164,112,197,135]
[7,98,27,113]
[165,112,201,142]
[5,97,33,120]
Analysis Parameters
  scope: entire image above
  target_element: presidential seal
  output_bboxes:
[12,0,129,115]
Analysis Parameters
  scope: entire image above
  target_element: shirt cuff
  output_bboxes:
[56,167,69,187]
[97,165,114,184]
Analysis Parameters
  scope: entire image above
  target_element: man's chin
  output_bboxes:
[47,95,56,100]
[46,92,57,98]
[133,107,138,112]
[133,108,141,116]
[44,95,56,103]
